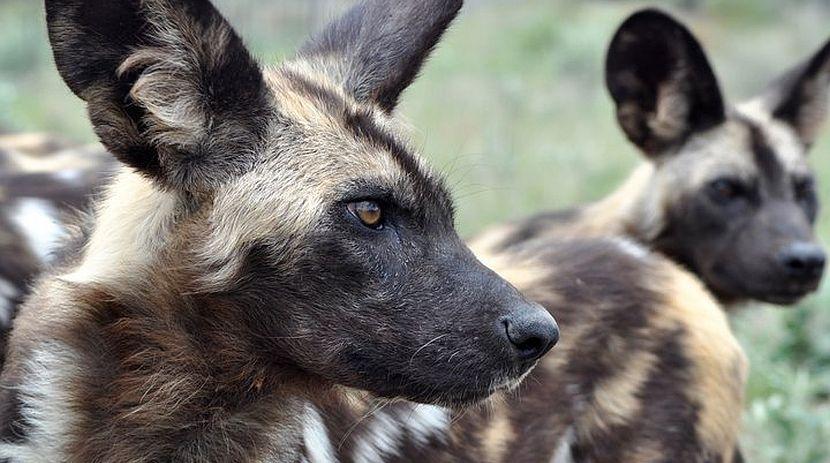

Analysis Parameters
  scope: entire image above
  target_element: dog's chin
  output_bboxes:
[420,369,536,410]
[751,282,820,306]
[708,270,821,306]
[757,290,812,306]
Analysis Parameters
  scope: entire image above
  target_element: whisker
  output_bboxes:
[409,334,449,367]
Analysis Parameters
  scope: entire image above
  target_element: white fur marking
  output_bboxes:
[406,404,449,445]
[0,343,81,462]
[303,406,337,463]
[7,198,64,264]
[351,410,404,463]
[53,169,84,185]
[610,237,649,260]
[550,426,575,463]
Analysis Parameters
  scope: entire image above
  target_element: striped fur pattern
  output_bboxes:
[475,9,830,306]
[0,0,563,461]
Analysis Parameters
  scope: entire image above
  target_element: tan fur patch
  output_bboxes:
[649,262,748,460]
[473,246,553,294]
[0,133,77,157]
[737,99,812,175]
[479,400,516,463]
[0,135,107,176]
[61,168,180,287]
[580,349,658,432]
[650,81,691,141]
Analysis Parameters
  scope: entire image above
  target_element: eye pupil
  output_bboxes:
[349,201,383,229]
[712,179,738,198]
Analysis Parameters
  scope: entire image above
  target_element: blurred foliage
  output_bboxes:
[1,0,830,461]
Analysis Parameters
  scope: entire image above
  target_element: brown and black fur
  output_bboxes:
[475,9,830,307]
[456,238,746,462]
[0,134,114,368]
[276,238,747,462]
[0,0,563,461]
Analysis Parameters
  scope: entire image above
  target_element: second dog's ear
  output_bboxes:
[764,38,830,148]
[300,0,463,113]
[605,9,725,158]
[45,0,272,192]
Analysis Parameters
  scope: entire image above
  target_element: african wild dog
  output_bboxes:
[475,9,830,307]
[0,0,562,460]
[0,134,114,367]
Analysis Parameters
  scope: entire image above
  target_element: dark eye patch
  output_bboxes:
[791,175,819,223]
[793,175,816,199]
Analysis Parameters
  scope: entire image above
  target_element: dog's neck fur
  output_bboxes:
[0,170,333,461]
[579,163,663,243]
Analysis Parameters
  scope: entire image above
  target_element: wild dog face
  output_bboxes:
[45,0,558,406]
[606,9,830,304]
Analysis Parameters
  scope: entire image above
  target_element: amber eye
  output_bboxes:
[347,201,384,229]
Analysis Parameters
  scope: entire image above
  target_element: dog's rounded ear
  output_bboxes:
[763,38,830,149]
[46,0,271,193]
[605,9,725,158]
[300,0,463,114]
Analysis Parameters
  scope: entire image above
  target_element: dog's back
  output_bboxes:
[468,237,747,462]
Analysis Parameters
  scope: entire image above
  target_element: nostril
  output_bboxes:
[780,242,826,279]
[504,321,545,357]
[502,309,559,362]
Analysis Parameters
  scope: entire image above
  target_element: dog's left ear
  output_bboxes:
[300,0,462,113]
[45,0,271,192]
[764,38,830,148]
[605,9,725,158]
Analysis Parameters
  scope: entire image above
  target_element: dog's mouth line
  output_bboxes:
[413,372,531,407]
[755,285,820,304]
[713,272,822,302]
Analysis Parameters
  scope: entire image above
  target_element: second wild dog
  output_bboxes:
[475,9,830,307]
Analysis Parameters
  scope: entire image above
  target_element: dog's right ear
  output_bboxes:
[45,0,272,193]
[300,0,462,114]
[764,37,830,148]
[605,9,725,158]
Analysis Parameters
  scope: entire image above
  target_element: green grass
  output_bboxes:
[2,0,830,460]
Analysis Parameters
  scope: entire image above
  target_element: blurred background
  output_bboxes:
[2,0,829,460]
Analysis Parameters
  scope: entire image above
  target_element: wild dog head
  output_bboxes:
[45,0,558,406]
[605,9,830,304]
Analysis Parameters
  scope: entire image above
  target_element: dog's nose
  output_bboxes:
[501,304,559,362]
[779,242,826,281]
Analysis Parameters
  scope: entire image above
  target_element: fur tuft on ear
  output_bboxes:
[300,0,462,113]
[766,37,830,147]
[46,0,272,192]
[605,9,725,157]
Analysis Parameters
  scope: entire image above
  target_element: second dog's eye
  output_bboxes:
[708,178,745,202]
[794,177,815,200]
[348,201,384,229]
